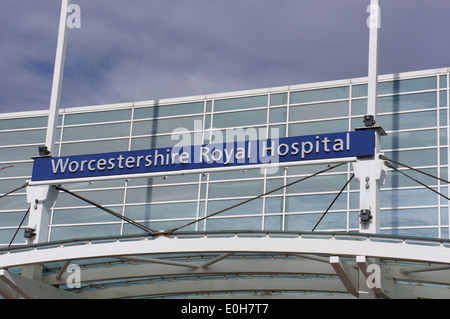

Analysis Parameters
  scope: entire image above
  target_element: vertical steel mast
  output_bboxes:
[23,0,70,280]
[366,0,380,130]
[44,0,71,156]
[353,0,386,235]
[348,0,388,298]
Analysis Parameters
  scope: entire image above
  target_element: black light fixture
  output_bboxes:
[363,115,376,127]
[38,146,51,157]
[24,228,36,239]
[360,209,372,222]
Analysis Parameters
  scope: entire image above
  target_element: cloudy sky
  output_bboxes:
[1,0,449,114]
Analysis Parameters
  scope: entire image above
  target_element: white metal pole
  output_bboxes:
[366,0,380,126]
[45,0,71,156]
[22,0,70,280]
[354,0,386,236]
[366,0,382,234]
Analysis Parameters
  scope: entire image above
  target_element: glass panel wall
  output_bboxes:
[0,69,448,245]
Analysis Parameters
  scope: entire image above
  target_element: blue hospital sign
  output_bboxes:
[31,129,375,182]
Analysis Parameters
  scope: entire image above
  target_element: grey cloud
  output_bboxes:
[1,0,449,114]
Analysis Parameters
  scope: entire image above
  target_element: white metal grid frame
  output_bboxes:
[1,68,450,245]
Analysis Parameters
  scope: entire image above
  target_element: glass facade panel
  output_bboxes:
[0,229,25,246]
[128,174,199,187]
[290,86,349,104]
[52,207,122,224]
[207,198,263,216]
[440,75,447,89]
[63,123,130,141]
[55,189,125,208]
[265,196,284,214]
[352,85,368,98]
[440,128,447,146]
[377,92,437,113]
[125,202,198,220]
[351,99,367,116]
[289,101,348,122]
[134,102,204,119]
[123,219,197,233]
[288,119,348,136]
[65,109,131,125]
[352,76,437,97]
[270,93,288,106]
[285,193,347,213]
[440,110,447,127]
[377,111,436,131]
[382,129,437,150]
[0,162,32,178]
[383,168,439,189]
[382,149,437,166]
[381,208,438,228]
[0,145,39,161]
[50,224,121,241]
[287,163,348,175]
[0,178,30,194]
[264,215,283,231]
[381,188,438,208]
[209,168,262,181]
[286,174,349,194]
[0,68,449,244]
[213,109,267,128]
[354,92,438,116]
[285,212,347,231]
[0,129,46,146]
[0,211,29,227]
[269,124,286,139]
[440,90,447,107]
[0,116,48,130]
[0,194,27,211]
[61,139,129,156]
[126,185,198,203]
[269,107,286,123]
[131,134,177,150]
[378,76,436,95]
[265,178,285,195]
[208,180,264,199]
[133,116,202,136]
[214,95,267,112]
[206,216,262,231]
[380,228,439,238]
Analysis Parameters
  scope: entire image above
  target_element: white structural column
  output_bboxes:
[353,0,386,234]
[22,0,71,280]
[45,0,71,156]
[25,185,59,246]
[330,256,358,297]
[353,151,386,233]
[349,0,386,298]
[0,269,81,299]
[22,185,59,280]
[366,0,380,122]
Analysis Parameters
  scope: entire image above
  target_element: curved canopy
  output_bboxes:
[1,231,450,299]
